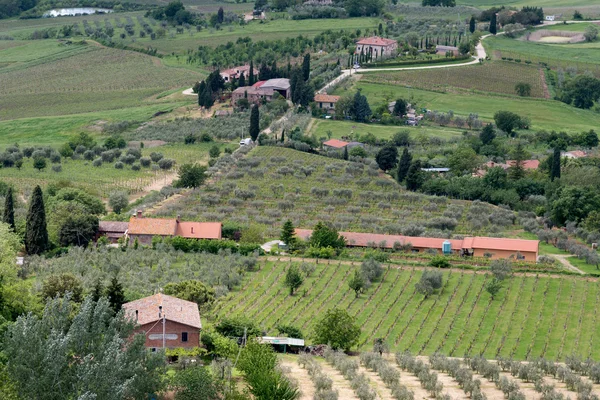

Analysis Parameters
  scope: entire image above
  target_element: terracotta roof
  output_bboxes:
[253,81,267,88]
[128,216,177,236]
[323,139,349,148]
[123,293,201,329]
[176,222,222,239]
[564,150,586,158]
[506,160,539,169]
[357,36,397,46]
[315,94,340,103]
[295,229,539,254]
[221,65,252,77]
[99,221,129,233]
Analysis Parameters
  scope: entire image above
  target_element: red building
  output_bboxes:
[123,293,202,350]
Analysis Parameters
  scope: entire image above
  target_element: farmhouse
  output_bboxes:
[435,45,459,56]
[295,229,539,261]
[123,293,201,350]
[231,78,291,105]
[127,211,222,245]
[97,221,129,243]
[474,159,540,177]
[323,139,349,149]
[220,65,254,83]
[314,93,340,112]
[562,150,586,159]
[355,36,398,58]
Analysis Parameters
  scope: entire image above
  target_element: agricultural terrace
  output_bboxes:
[336,79,600,133]
[0,142,229,198]
[156,146,518,238]
[0,41,202,120]
[484,35,600,76]
[361,61,548,99]
[215,260,600,359]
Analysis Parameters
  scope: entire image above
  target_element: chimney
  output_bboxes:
[136,210,142,218]
[191,226,194,234]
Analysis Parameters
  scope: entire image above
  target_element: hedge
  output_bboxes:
[169,237,263,256]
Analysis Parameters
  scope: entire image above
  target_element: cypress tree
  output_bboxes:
[469,16,476,34]
[271,60,277,78]
[25,185,48,255]
[281,129,285,143]
[343,145,349,161]
[249,104,260,142]
[550,147,561,181]
[302,53,310,81]
[489,13,497,35]
[197,81,206,106]
[249,60,255,86]
[106,275,125,313]
[397,147,412,183]
[405,160,423,191]
[3,186,15,231]
[238,72,245,87]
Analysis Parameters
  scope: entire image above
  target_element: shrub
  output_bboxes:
[429,255,450,268]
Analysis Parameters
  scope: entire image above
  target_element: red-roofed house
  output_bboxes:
[220,65,254,83]
[127,211,221,245]
[355,36,398,58]
[474,159,540,177]
[323,139,349,149]
[123,293,201,350]
[295,229,539,261]
[315,93,340,112]
[563,150,586,159]
[97,221,129,243]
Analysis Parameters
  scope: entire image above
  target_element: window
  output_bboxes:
[181,332,188,342]
[330,103,334,108]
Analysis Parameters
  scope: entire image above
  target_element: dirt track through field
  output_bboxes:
[318,359,359,400]
[281,360,315,400]
[357,364,395,400]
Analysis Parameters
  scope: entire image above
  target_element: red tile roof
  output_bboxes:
[357,36,397,46]
[253,81,266,88]
[506,160,540,169]
[176,222,222,240]
[128,216,177,236]
[315,94,340,103]
[564,150,586,158]
[123,293,201,329]
[294,229,539,254]
[323,139,349,148]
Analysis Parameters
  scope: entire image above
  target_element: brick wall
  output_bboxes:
[136,320,200,349]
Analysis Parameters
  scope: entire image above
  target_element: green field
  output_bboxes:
[310,119,465,141]
[337,79,600,133]
[484,35,600,73]
[361,61,547,99]
[568,256,600,275]
[457,0,596,8]
[215,261,600,360]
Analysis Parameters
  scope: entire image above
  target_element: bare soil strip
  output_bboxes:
[317,359,360,400]
[281,360,315,400]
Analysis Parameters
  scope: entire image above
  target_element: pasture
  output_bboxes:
[215,260,600,360]
[336,79,600,133]
[360,61,547,99]
[157,146,518,238]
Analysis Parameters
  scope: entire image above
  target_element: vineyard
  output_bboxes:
[361,62,546,99]
[156,146,518,238]
[281,351,600,400]
[216,260,600,360]
[0,42,202,120]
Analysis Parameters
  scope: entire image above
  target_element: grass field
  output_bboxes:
[336,79,600,133]
[484,35,600,74]
[310,119,465,141]
[361,61,547,99]
[160,146,517,238]
[567,256,600,275]
[0,41,201,120]
[215,260,600,360]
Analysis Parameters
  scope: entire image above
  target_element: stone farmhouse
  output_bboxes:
[355,36,398,59]
[231,78,291,105]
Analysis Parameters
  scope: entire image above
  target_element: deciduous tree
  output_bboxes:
[109,191,128,214]
[348,269,366,297]
[312,308,361,351]
[376,144,398,172]
[176,164,207,188]
[284,265,303,295]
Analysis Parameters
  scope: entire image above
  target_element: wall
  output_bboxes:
[129,234,156,246]
[472,248,537,262]
[136,320,200,349]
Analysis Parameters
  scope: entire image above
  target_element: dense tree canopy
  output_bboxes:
[312,307,361,351]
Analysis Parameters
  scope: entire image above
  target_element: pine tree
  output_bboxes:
[302,53,310,81]
[238,72,245,87]
[25,185,48,255]
[106,275,125,313]
[397,147,412,183]
[489,13,497,35]
[249,104,260,142]
[550,147,561,181]
[3,186,15,231]
[508,142,527,180]
[469,16,476,34]
[280,220,296,247]
[91,278,104,302]
[249,60,255,86]
[405,160,423,191]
